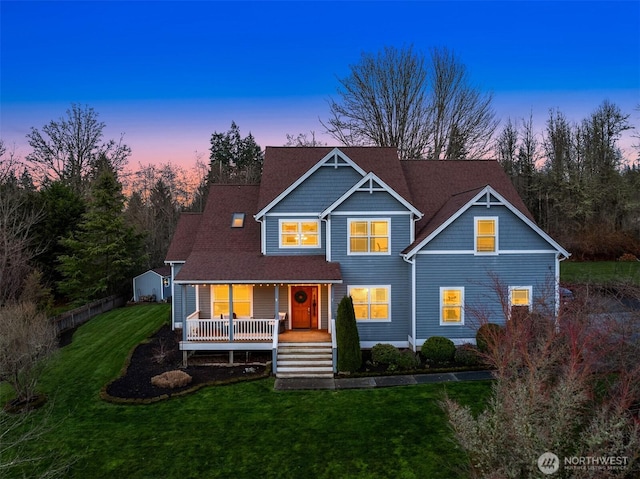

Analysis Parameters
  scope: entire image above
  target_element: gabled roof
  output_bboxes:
[256,146,411,217]
[165,213,202,263]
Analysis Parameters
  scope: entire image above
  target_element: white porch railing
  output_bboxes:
[185,312,276,341]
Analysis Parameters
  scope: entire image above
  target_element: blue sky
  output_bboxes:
[1,1,639,167]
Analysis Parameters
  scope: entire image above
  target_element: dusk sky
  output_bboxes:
[1,1,639,168]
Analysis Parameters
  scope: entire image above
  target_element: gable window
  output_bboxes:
[475,217,498,254]
[509,286,532,320]
[349,286,390,321]
[348,219,390,254]
[279,220,320,248]
[440,287,464,325]
[212,285,252,318]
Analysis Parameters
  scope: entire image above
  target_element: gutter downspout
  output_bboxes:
[402,253,417,352]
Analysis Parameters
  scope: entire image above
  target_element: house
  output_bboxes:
[165,147,569,377]
[132,266,172,302]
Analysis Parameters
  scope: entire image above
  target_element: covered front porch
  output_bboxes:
[177,282,338,373]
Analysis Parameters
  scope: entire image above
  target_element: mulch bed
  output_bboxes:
[102,325,270,402]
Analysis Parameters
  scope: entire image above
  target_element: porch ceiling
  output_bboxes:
[175,252,342,284]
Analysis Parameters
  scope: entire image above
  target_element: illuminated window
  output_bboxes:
[509,286,532,320]
[212,285,252,318]
[279,220,320,247]
[475,217,498,253]
[348,219,390,254]
[231,213,245,228]
[440,287,464,325]
[348,286,390,321]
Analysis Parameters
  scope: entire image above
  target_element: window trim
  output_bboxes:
[508,286,533,318]
[278,219,321,249]
[439,287,465,326]
[347,218,391,255]
[211,284,253,319]
[348,285,391,322]
[474,216,499,255]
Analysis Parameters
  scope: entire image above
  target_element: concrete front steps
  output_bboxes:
[276,342,334,378]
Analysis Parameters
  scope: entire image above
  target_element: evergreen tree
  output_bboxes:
[58,167,145,303]
[336,295,362,373]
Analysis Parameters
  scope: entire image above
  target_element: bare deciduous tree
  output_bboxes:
[322,45,430,160]
[26,104,131,192]
[284,131,327,147]
[444,281,640,478]
[0,302,57,405]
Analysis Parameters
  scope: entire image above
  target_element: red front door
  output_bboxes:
[291,286,317,329]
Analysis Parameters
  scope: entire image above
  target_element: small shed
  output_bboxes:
[133,266,172,302]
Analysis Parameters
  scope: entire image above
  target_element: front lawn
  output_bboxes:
[561,260,640,287]
[1,303,491,479]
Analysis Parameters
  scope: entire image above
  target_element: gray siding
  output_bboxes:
[269,165,362,214]
[414,253,557,342]
[197,285,211,317]
[330,200,414,343]
[427,205,553,251]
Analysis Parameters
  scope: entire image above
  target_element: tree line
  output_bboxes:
[1,45,639,309]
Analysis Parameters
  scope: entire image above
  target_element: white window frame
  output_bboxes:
[347,218,391,255]
[508,286,533,318]
[474,216,499,255]
[439,287,465,325]
[210,284,253,319]
[348,285,391,322]
[278,219,321,249]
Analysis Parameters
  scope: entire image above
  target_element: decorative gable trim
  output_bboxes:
[402,185,570,260]
[320,172,422,219]
[254,148,366,220]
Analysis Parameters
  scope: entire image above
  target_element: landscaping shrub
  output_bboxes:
[476,323,504,353]
[421,336,456,363]
[336,295,362,373]
[395,350,420,371]
[454,343,479,366]
[371,343,400,366]
[151,370,192,389]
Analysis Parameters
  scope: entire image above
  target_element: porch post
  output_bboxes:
[274,284,279,319]
[181,284,188,366]
[228,284,234,342]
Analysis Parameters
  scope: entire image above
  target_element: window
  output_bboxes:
[509,286,532,320]
[349,286,390,321]
[475,217,498,253]
[212,285,252,318]
[440,287,464,325]
[231,213,245,228]
[280,220,320,247]
[348,219,390,254]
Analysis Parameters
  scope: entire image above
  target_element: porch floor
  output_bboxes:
[279,329,331,343]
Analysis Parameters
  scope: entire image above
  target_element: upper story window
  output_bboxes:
[349,285,390,321]
[475,217,498,254]
[279,220,320,248]
[440,287,464,325]
[348,218,390,255]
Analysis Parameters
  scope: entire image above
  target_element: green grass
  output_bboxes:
[561,260,640,286]
[1,303,491,479]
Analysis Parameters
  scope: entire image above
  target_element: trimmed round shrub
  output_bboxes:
[476,323,504,353]
[454,343,479,366]
[421,336,456,363]
[371,343,400,366]
[151,370,192,389]
[396,350,420,371]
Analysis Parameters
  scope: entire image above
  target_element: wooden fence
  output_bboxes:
[51,295,127,334]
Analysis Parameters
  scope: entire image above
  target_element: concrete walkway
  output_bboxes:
[274,370,494,391]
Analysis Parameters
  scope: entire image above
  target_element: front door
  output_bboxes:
[291,286,318,329]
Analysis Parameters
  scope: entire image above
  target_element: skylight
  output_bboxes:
[231,213,245,228]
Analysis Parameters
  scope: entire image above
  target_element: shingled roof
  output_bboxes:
[167,148,541,282]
